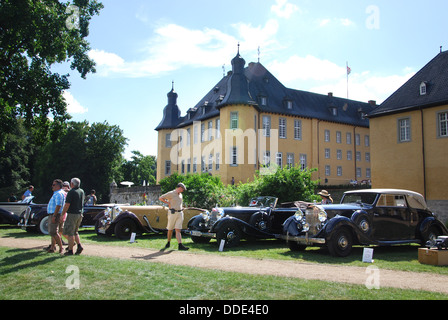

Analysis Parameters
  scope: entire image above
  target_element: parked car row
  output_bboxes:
[2,189,447,257]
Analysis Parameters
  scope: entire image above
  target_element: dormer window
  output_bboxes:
[420,82,427,95]
[329,106,337,116]
[260,96,267,106]
[286,100,293,109]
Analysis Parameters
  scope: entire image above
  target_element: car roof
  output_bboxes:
[344,189,428,209]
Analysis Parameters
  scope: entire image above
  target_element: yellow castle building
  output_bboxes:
[368,50,448,221]
[155,50,377,186]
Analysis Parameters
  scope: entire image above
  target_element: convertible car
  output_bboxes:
[281,189,448,257]
[187,196,298,248]
[0,196,35,226]
[96,205,205,240]
[19,203,116,234]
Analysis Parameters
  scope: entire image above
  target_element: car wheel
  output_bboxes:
[216,221,241,248]
[39,216,50,235]
[249,212,270,231]
[114,219,137,240]
[422,226,441,246]
[328,227,353,257]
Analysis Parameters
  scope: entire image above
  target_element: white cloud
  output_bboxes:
[63,91,88,114]
[317,18,355,27]
[89,20,280,78]
[268,55,414,104]
[268,55,346,82]
[271,0,300,19]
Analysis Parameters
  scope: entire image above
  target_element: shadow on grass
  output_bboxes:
[0,247,61,276]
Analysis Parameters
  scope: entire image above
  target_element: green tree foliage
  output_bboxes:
[0,0,103,148]
[120,151,157,186]
[235,166,320,206]
[33,121,127,202]
[159,166,320,210]
[0,118,36,200]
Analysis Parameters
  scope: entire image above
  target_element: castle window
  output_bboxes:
[262,116,271,137]
[279,118,286,138]
[438,111,448,137]
[165,133,171,148]
[420,82,427,95]
[398,118,411,142]
[230,112,239,129]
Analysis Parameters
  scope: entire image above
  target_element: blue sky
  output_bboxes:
[59,0,448,158]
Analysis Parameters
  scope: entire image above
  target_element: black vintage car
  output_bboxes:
[187,196,298,248]
[19,204,113,234]
[282,189,448,257]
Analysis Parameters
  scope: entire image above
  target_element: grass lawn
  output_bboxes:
[1,226,448,301]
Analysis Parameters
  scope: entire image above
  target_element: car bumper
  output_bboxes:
[188,230,217,238]
[279,234,326,245]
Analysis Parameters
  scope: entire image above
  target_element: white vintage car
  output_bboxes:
[0,196,34,218]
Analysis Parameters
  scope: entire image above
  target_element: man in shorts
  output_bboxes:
[47,179,65,253]
[159,183,189,251]
[61,178,85,255]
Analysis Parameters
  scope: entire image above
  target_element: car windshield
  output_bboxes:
[249,196,277,208]
[341,193,377,206]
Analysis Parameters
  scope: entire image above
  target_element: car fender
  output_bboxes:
[187,214,206,230]
[323,215,373,245]
[111,211,144,230]
[418,216,448,239]
[350,210,373,237]
[93,210,106,221]
[212,216,273,238]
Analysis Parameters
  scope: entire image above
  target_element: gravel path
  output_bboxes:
[1,237,448,294]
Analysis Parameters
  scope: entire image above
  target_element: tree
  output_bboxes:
[0,0,103,148]
[120,151,157,186]
[0,118,36,200]
[33,121,127,202]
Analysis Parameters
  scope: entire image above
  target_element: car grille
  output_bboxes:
[208,210,220,227]
[305,207,322,236]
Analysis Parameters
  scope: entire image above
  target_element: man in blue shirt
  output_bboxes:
[47,180,65,253]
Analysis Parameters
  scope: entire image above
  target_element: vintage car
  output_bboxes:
[95,205,205,239]
[19,203,115,234]
[187,196,298,247]
[0,196,35,225]
[281,189,448,257]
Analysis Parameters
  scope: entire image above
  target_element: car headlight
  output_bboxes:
[201,210,210,221]
[317,208,327,222]
[302,223,310,232]
[294,210,304,221]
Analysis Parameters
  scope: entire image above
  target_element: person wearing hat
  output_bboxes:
[318,190,333,204]
[159,183,189,251]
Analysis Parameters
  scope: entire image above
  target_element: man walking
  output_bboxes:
[159,183,189,251]
[47,179,65,253]
[61,178,85,255]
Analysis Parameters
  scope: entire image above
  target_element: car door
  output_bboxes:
[373,194,410,241]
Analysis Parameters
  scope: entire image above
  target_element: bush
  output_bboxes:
[159,166,320,210]
[234,166,320,205]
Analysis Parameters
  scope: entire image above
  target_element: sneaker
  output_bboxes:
[178,243,189,251]
[75,245,83,255]
[64,250,73,256]
[164,241,170,249]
